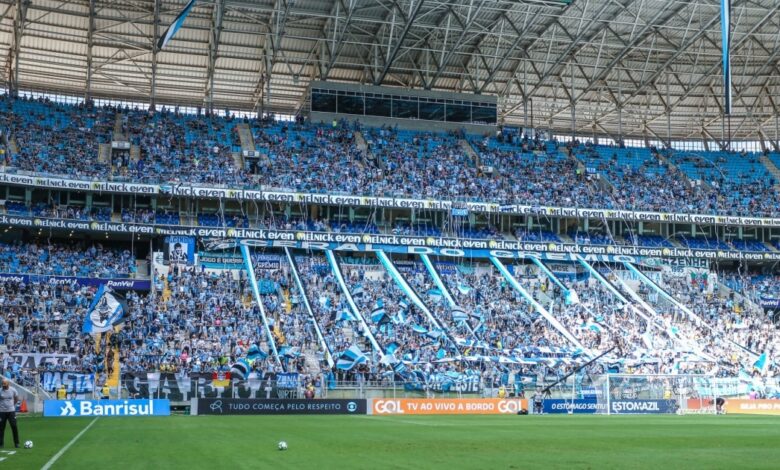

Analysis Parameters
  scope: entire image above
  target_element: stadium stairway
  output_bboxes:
[8,137,18,155]
[231,151,243,171]
[459,139,480,167]
[566,148,616,192]
[130,144,141,162]
[113,113,125,141]
[303,349,321,375]
[282,288,292,313]
[716,278,760,312]
[58,323,69,350]
[354,131,375,168]
[237,123,256,152]
[98,143,111,164]
[759,155,780,190]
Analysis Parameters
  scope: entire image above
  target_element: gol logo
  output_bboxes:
[374,400,404,414]
[497,400,523,414]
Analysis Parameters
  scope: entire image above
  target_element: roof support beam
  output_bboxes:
[427,0,488,90]
[374,0,425,85]
[204,0,225,111]
[7,0,29,97]
[150,0,160,110]
[322,0,358,80]
[85,0,96,101]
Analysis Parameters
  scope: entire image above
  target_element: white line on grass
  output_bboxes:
[41,417,99,470]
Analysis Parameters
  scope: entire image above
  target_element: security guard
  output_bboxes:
[101,383,111,400]
[56,384,67,400]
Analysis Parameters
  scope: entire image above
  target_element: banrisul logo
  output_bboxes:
[44,399,171,417]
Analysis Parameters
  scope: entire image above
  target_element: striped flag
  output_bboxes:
[336,345,367,370]
[158,0,199,50]
[451,306,468,322]
[392,309,407,325]
[399,298,410,311]
[352,284,365,298]
[371,306,389,324]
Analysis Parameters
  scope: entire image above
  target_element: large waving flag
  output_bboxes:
[158,0,199,50]
[336,345,367,370]
[352,284,365,299]
[451,306,468,322]
[371,305,389,325]
[753,351,768,374]
[336,309,357,322]
[82,285,126,334]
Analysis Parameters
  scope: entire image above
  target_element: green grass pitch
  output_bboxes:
[5,414,780,469]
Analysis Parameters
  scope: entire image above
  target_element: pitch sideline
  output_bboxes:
[41,417,99,470]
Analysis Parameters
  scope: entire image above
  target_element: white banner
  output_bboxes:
[12,353,79,368]
[1,171,780,227]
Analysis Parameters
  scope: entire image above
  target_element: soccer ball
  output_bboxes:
[278,441,288,451]
[24,440,33,449]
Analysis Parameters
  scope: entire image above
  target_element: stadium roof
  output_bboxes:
[1,0,779,144]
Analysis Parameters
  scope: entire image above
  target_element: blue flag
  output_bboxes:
[753,352,768,374]
[386,341,400,355]
[451,306,468,322]
[158,0,199,50]
[337,309,356,322]
[352,284,364,298]
[393,309,407,325]
[82,285,126,334]
[336,345,367,371]
[371,306,389,325]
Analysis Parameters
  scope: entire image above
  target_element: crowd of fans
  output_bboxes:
[3,95,780,220]
[0,241,136,278]
[0,242,777,397]
[0,93,778,397]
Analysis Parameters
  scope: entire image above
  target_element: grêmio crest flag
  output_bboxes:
[82,285,127,334]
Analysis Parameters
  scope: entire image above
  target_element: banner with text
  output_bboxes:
[11,353,79,369]
[0,272,150,290]
[44,399,170,417]
[724,399,780,416]
[371,398,527,415]
[197,398,366,415]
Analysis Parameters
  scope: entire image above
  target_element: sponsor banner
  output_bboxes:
[44,399,171,417]
[609,399,678,414]
[12,353,79,369]
[0,211,779,262]
[0,172,158,195]
[542,399,604,414]
[41,372,95,394]
[371,398,527,415]
[724,399,780,415]
[0,272,150,290]
[198,398,367,415]
[759,297,780,310]
[3,171,780,228]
